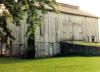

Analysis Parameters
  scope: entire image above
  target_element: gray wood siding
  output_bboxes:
[5,11,99,57]
[35,12,99,57]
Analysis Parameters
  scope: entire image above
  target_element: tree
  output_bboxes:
[0,0,58,56]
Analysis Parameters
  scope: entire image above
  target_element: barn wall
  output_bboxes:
[84,17,99,42]
[35,12,99,58]
[5,14,28,56]
[4,11,99,57]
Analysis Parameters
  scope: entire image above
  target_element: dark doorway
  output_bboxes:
[91,36,95,42]
[26,38,35,58]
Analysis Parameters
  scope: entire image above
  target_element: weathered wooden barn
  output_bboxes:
[2,3,99,57]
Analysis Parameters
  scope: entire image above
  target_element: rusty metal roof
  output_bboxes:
[46,3,98,18]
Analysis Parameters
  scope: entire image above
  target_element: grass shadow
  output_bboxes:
[1,56,100,64]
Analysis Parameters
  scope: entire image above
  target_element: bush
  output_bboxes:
[21,38,35,58]
[21,46,35,58]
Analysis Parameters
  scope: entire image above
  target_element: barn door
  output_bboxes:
[73,24,83,41]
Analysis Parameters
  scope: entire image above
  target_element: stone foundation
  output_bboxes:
[60,42,100,56]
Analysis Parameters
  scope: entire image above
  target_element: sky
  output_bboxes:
[57,0,100,39]
[57,0,100,16]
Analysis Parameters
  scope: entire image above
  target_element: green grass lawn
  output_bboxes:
[1,57,100,72]
[72,42,100,46]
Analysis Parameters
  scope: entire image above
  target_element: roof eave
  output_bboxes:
[47,9,99,19]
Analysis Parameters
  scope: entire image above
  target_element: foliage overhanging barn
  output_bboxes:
[3,3,99,57]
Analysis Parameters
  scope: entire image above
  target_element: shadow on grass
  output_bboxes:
[0,57,38,64]
[0,56,100,64]
[0,57,56,64]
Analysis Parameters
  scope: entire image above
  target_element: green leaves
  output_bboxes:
[0,16,15,46]
[0,0,58,49]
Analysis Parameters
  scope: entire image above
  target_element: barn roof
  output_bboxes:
[46,3,98,18]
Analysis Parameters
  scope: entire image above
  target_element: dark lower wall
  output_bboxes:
[60,42,100,56]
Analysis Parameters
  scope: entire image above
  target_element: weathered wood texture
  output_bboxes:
[35,12,99,57]
[1,11,98,57]
[5,15,28,57]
